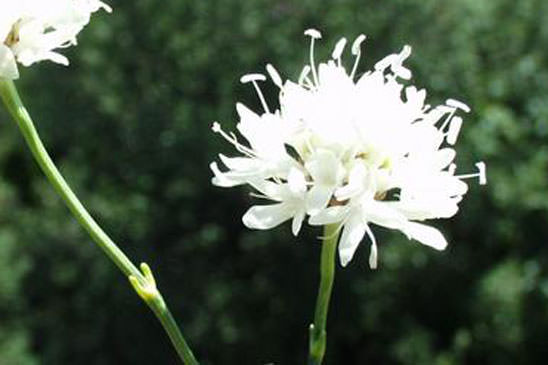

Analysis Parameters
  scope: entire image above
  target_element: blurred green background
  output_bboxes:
[1,0,548,364]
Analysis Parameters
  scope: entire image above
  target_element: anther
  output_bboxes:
[211,117,255,158]
[304,29,322,39]
[266,64,283,88]
[351,34,367,55]
[332,37,347,62]
[240,73,267,83]
[456,161,487,185]
[476,162,487,185]
[351,34,367,79]
[446,116,463,145]
[398,45,412,62]
[240,73,270,113]
[304,29,321,87]
[211,121,222,133]
[446,99,471,113]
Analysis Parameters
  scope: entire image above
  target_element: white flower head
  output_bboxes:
[211,29,486,269]
[0,0,111,80]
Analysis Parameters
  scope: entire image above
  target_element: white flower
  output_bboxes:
[0,0,111,80]
[211,29,486,268]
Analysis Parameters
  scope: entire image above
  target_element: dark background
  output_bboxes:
[1,0,548,364]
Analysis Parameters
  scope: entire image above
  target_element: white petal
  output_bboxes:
[368,240,378,269]
[0,45,19,80]
[374,54,398,72]
[219,154,258,171]
[292,210,305,236]
[305,149,345,186]
[306,185,333,215]
[394,65,412,80]
[364,200,407,230]
[405,86,426,109]
[45,51,69,66]
[388,198,459,220]
[236,102,259,122]
[308,205,349,226]
[242,204,293,230]
[339,214,366,267]
[248,180,285,201]
[287,168,307,195]
[442,176,469,196]
[210,162,243,187]
[335,163,366,201]
[363,223,378,269]
[402,222,448,250]
[435,148,456,170]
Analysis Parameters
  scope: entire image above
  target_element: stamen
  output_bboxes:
[298,65,311,85]
[476,162,487,185]
[304,29,322,39]
[375,54,397,73]
[446,99,471,113]
[351,34,367,55]
[365,223,378,269]
[298,66,315,89]
[211,121,222,133]
[446,116,463,145]
[332,37,347,67]
[456,161,487,185]
[302,77,315,89]
[398,45,412,62]
[211,122,256,158]
[350,34,367,79]
[438,107,457,132]
[304,28,322,88]
[240,73,271,113]
[266,64,283,88]
[393,45,412,80]
[243,79,269,109]
[240,73,266,83]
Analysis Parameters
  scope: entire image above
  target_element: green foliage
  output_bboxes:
[1,0,548,363]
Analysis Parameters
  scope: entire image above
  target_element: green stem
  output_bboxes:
[308,223,340,365]
[0,80,198,365]
[148,294,199,363]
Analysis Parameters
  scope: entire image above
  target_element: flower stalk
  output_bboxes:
[309,223,340,365]
[0,80,198,365]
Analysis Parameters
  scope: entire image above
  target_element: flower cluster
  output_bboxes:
[0,0,111,80]
[211,29,486,268]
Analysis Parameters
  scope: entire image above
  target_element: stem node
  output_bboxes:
[129,263,162,303]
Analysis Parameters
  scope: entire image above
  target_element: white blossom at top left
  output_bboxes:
[0,0,111,80]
